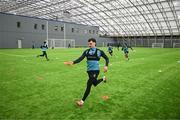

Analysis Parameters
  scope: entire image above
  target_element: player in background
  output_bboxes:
[37,41,49,61]
[108,45,113,56]
[122,43,133,61]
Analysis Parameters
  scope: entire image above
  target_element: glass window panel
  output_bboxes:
[164,30,170,33]
[113,18,119,23]
[160,21,167,26]
[98,0,106,2]
[90,0,98,4]
[156,13,163,19]
[94,13,102,19]
[151,4,158,10]
[161,2,169,8]
[95,4,106,11]
[82,15,89,19]
[86,14,94,18]
[77,8,86,13]
[96,20,103,25]
[91,6,100,11]
[111,1,119,6]
[90,20,96,25]
[121,9,127,15]
[102,3,112,9]
[126,16,133,21]
[107,19,114,25]
[147,14,153,19]
[106,11,113,16]
[161,25,168,29]
[147,4,153,10]
[141,5,148,11]
[101,19,107,24]
[114,10,120,15]
[176,10,180,16]
[137,6,143,12]
[155,29,161,33]
[172,29,178,33]
[152,22,158,28]
[169,21,176,27]
[98,12,106,17]
[129,7,136,13]
[173,0,180,7]
[166,11,173,18]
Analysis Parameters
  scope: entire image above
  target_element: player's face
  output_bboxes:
[88,41,96,48]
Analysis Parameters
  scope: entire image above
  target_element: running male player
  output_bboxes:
[122,43,133,60]
[37,41,49,61]
[64,38,109,107]
[108,45,113,56]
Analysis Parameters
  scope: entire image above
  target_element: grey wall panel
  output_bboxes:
[0,13,114,48]
[0,32,4,48]
[0,14,4,32]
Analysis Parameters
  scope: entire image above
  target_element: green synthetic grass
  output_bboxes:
[0,47,180,119]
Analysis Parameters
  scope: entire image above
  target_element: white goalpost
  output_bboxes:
[47,39,75,48]
[173,43,180,48]
[152,43,164,48]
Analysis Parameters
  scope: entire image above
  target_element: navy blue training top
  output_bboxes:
[73,48,109,71]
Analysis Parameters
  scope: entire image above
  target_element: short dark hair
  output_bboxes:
[88,38,96,43]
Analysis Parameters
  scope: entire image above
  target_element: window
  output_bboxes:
[34,24,37,29]
[61,26,64,31]
[42,24,45,30]
[89,30,91,34]
[54,26,58,31]
[72,28,74,32]
[17,22,21,28]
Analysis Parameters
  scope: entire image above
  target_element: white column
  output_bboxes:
[46,21,49,45]
[64,23,66,48]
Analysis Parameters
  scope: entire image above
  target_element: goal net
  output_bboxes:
[47,39,75,48]
[173,43,180,48]
[152,43,164,48]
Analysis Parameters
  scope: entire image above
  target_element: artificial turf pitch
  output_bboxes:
[0,47,180,119]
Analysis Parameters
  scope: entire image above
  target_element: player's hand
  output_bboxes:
[103,66,108,73]
[64,61,73,65]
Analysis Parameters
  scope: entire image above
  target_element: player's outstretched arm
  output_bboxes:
[64,61,74,65]
[64,50,86,66]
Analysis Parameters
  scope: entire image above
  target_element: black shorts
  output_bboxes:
[124,51,128,54]
[87,70,100,85]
